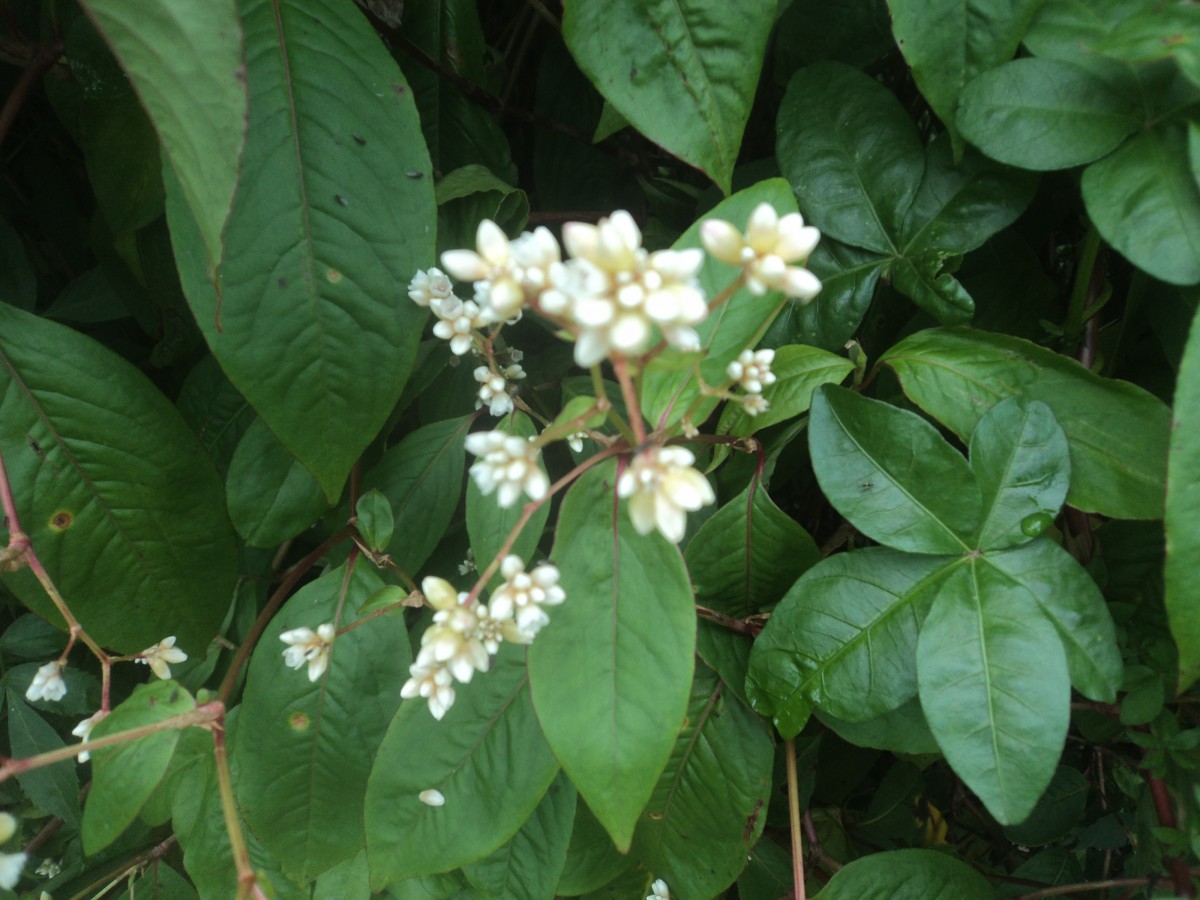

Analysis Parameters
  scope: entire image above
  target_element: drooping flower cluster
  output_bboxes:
[280,624,335,682]
[25,661,66,703]
[474,362,526,417]
[700,202,821,300]
[402,560,564,719]
[726,348,777,416]
[71,710,107,763]
[465,431,549,508]
[0,813,24,890]
[648,878,671,900]
[618,446,716,544]
[137,635,187,680]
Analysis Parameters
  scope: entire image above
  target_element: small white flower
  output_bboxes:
[34,858,60,878]
[0,851,25,891]
[727,348,776,394]
[418,789,445,807]
[567,431,587,453]
[441,221,566,323]
[421,606,490,683]
[458,548,476,576]
[401,657,457,720]
[407,267,454,307]
[701,202,822,301]
[430,295,483,356]
[617,446,716,544]
[742,394,770,417]
[279,623,336,682]
[489,556,566,641]
[26,661,66,703]
[136,636,187,680]
[473,363,525,417]
[71,710,107,763]
[648,878,670,900]
[0,813,15,844]
[465,431,549,508]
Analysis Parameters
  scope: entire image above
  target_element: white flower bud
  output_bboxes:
[617,447,715,544]
[26,661,66,703]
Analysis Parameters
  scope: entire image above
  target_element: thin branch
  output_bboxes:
[1013,869,1200,899]
[0,41,60,149]
[785,739,807,900]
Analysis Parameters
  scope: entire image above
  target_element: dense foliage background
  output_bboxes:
[0,0,1199,897]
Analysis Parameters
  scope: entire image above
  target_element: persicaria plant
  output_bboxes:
[0,0,1199,898]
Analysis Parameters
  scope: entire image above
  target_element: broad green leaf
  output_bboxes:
[236,562,408,883]
[888,0,1045,155]
[816,848,992,899]
[891,257,974,325]
[365,644,559,888]
[969,398,1070,551]
[1085,2,1200,87]
[225,418,328,548]
[528,463,695,851]
[84,680,197,854]
[166,0,435,501]
[6,690,81,827]
[466,413,549,579]
[1167,306,1200,690]
[685,482,819,617]
[918,562,1070,824]
[773,0,893,76]
[746,549,952,737]
[1003,766,1089,846]
[361,417,470,576]
[815,698,940,756]
[1082,125,1200,285]
[957,58,1140,170]
[1023,0,1154,64]
[80,0,246,272]
[809,386,981,554]
[882,327,1170,519]
[436,165,529,255]
[355,488,395,554]
[175,355,253,476]
[696,619,753,705]
[641,179,797,429]
[0,305,237,655]
[562,0,776,193]
[315,852,371,899]
[463,773,576,899]
[630,663,773,899]
[717,344,854,437]
[556,800,632,896]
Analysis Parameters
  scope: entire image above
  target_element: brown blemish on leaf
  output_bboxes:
[327,269,343,284]
[48,510,73,532]
[289,711,311,732]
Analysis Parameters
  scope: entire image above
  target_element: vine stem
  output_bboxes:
[1012,868,1200,899]
[612,356,646,444]
[785,738,807,900]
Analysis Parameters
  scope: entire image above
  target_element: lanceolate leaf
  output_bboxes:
[166,0,435,501]
[528,462,696,851]
[630,664,774,898]
[0,304,238,655]
[816,848,993,899]
[6,690,81,827]
[80,0,247,272]
[918,561,1070,825]
[882,327,1170,519]
[236,562,409,883]
[563,0,775,193]
[365,644,559,888]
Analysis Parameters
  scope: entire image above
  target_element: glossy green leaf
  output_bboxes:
[891,257,974,325]
[918,562,1070,824]
[463,773,576,899]
[816,848,992,899]
[226,418,328,548]
[810,386,982,554]
[1003,766,1089,846]
[175,355,253,477]
[746,549,952,737]
[314,852,371,900]
[84,680,196,854]
[685,481,818,617]
[562,0,775,193]
[717,344,854,437]
[556,800,632,896]
[528,463,695,851]
[1165,306,1200,689]
[969,398,1070,550]
[361,416,470,576]
[1023,0,1154,64]
[236,562,408,883]
[356,488,395,554]
[1082,125,1200,285]
[630,663,773,898]
[1085,2,1200,87]
[696,619,753,705]
[6,690,81,827]
[882,327,1170,519]
[79,0,246,270]
[365,644,559,887]
[957,58,1140,170]
[815,698,940,756]
[0,304,237,654]
[166,0,435,501]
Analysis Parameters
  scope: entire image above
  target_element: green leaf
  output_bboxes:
[236,562,409,883]
[528,462,695,851]
[969,398,1070,551]
[957,58,1140,170]
[463,773,576,899]
[436,165,529,255]
[882,327,1170,519]
[166,0,435,501]
[717,344,854,437]
[1023,0,1154,64]
[0,305,238,655]
[815,698,940,756]
[917,561,1070,825]
[466,413,549,579]
[365,644,559,888]
[84,680,197,854]
[79,0,246,272]
[891,257,974,325]
[556,801,632,896]
[361,417,470,576]
[356,488,395,554]
[815,848,992,899]
[1002,766,1089,846]
[746,549,952,737]
[314,852,371,900]
[562,0,776,193]
[1167,307,1200,690]
[1082,125,1200,285]
[175,355,253,477]
[6,690,81,827]
[630,663,774,899]
[0,216,35,311]
[809,386,982,554]
[685,481,819,618]
[887,0,1044,155]
[1085,2,1200,87]
[225,418,328,548]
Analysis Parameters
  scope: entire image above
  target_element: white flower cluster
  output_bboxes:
[648,878,670,900]
[0,813,24,890]
[618,446,715,544]
[474,362,525,417]
[25,660,66,703]
[727,348,776,416]
[72,710,107,763]
[402,559,564,719]
[137,636,187,680]
[700,202,821,300]
[280,624,335,682]
[465,431,549,507]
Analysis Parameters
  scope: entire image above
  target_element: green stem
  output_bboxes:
[786,738,807,900]
[1065,224,1102,343]
[212,719,267,900]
